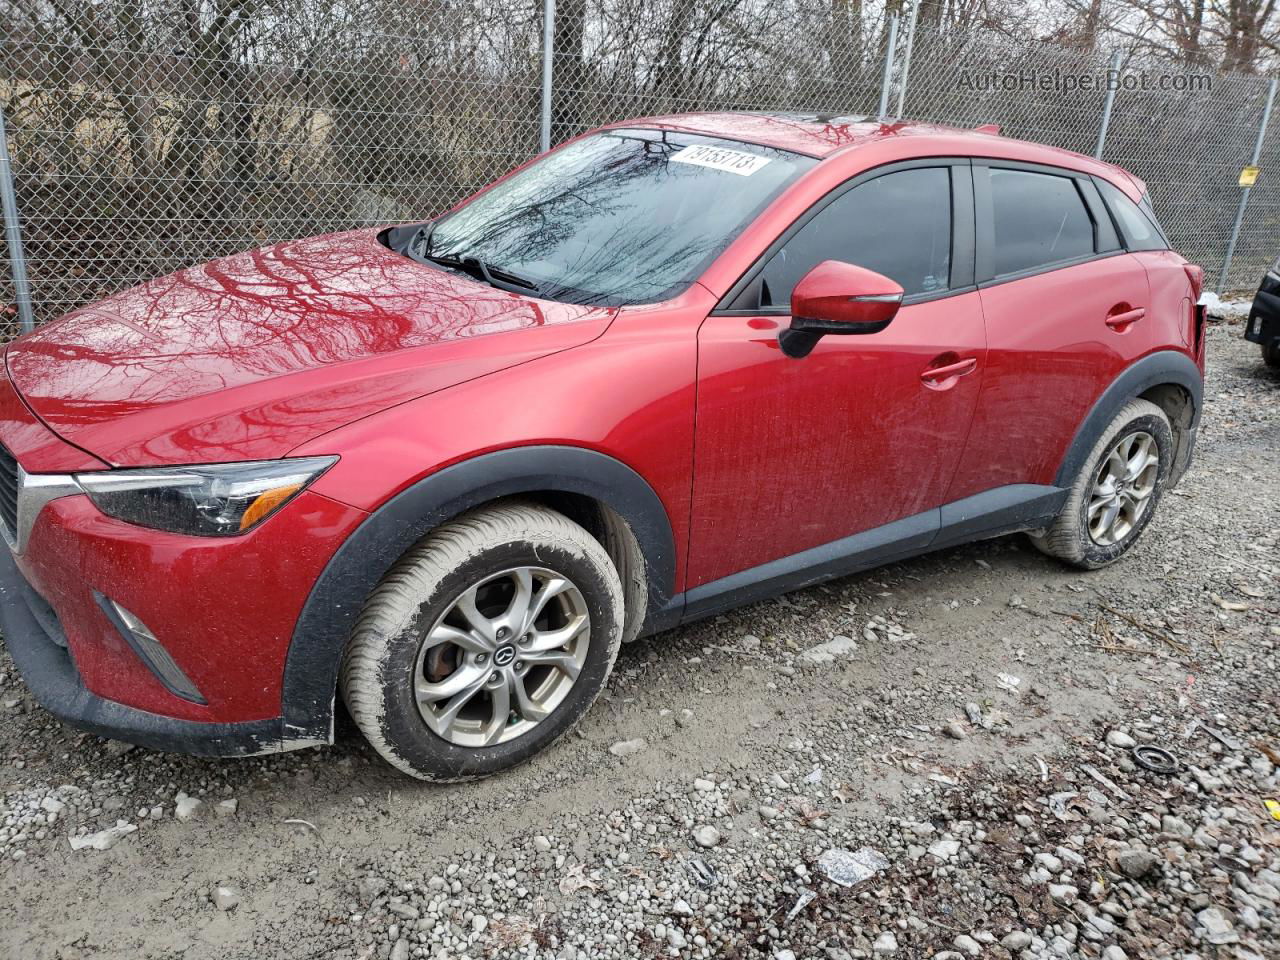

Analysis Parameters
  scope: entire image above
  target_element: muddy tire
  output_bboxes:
[340,501,624,781]
[1030,398,1173,569]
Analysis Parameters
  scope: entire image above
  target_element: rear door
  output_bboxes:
[947,162,1155,501]
[688,161,987,594]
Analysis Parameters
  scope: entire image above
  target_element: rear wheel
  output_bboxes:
[1263,341,1280,368]
[1030,398,1172,569]
[340,501,624,781]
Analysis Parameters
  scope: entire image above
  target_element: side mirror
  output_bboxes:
[779,260,904,359]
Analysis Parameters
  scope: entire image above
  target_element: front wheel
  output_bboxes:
[340,501,624,781]
[1030,398,1173,569]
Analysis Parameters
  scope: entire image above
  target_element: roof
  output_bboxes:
[616,112,960,158]
[615,111,1141,194]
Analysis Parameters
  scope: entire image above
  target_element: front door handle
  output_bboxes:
[1106,307,1146,330]
[920,357,978,390]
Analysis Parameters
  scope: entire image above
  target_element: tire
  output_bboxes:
[1263,341,1280,369]
[340,501,624,781]
[1030,398,1173,569]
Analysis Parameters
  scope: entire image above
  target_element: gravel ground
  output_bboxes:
[1,322,1277,960]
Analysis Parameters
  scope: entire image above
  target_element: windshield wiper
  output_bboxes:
[465,256,541,294]
[404,223,541,295]
[423,251,541,295]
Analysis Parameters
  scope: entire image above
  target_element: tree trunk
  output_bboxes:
[551,0,587,143]
[653,0,696,106]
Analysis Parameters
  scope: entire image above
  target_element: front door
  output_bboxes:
[688,163,986,596]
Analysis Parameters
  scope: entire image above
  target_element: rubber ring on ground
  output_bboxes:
[1132,744,1180,775]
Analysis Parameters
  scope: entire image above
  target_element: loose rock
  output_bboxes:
[692,825,721,848]
[212,883,240,912]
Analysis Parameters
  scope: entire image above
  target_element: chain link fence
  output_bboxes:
[0,0,547,335]
[1,1,1277,343]
[894,24,1278,291]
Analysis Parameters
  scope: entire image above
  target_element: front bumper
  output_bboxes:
[0,541,313,756]
[0,488,368,755]
[0,358,372,755]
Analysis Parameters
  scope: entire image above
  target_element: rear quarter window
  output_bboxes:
[1097,179,1170,252]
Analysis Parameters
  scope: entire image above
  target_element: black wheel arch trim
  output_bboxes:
[280,445,678,742]
[1054,350,1203,490]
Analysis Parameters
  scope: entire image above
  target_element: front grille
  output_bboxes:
[0,444,18,538]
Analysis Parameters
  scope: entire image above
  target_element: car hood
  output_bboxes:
[5,229,615,466]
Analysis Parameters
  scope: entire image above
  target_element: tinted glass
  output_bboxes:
[1139,194,1172,245]
[759,167,951,304]
[990,169,1094,275]
[1097,179,1169,251]
[424,130,815,306]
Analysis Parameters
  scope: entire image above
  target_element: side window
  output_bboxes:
[1137,195,1171,245]
[989,169,1094,276]
[758,167,952,306]
[1097,179,1169,251]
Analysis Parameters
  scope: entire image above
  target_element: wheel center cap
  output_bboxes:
[493,644,516,667]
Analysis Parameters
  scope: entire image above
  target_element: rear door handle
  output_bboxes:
[920,357,977,389]
[1106,307,1146,330]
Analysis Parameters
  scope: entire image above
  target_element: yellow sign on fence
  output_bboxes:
[1239,165,1261,187]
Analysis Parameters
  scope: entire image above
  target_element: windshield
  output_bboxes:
[394,129,816,306]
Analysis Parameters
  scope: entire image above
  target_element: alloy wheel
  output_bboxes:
[412,567,590,747]
[1087,431,1159,546]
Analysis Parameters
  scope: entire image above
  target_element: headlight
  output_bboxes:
[75,457,337,536]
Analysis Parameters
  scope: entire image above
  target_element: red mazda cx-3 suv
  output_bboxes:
[0,113,1205,780]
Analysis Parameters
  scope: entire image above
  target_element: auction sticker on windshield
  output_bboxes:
[669,144,772,176]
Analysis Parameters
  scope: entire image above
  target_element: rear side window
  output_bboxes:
[989,169,1094,276]
[1097,179,1169,251]
[758,166,952,304]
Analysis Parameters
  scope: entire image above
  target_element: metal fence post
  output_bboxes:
[0,106,35,334]
[1094,49,1123,160]
[877,13,899,120]
[1217,76,1277,293]
[895,0,920,118]
[539,0,557,154]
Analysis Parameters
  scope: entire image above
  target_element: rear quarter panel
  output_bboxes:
[1132,250,1201,370]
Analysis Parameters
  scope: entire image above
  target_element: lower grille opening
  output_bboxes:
[21,580,68,649]
[0,444,18,538]
[12,565,71,651]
